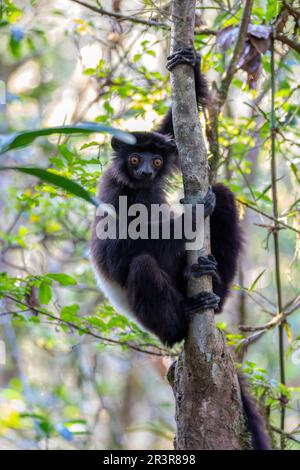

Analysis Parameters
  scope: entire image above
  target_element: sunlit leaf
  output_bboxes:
[249,270,266,292]
[0,167,98,206]
[38,281,52,305]
[46,273,77,286]
[0,123,135,154]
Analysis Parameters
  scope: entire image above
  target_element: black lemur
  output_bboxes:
[91,47,242,347]
[90,47,271,450]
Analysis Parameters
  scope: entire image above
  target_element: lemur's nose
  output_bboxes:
[141,170,152,177]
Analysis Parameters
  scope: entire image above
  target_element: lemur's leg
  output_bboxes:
[126,254,187,347]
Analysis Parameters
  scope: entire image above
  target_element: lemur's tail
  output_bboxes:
[194,62,210,109]
[238,374,271,450]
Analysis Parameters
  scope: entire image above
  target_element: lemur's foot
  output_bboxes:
[166,46,201,71]
[192,254,218,277]
[180,187,216,218]
[183,291,220,315]
[184,254,220,283]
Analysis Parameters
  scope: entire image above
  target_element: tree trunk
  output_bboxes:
[167,0,251,450]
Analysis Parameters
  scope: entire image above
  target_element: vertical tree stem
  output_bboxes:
[270,29,286,449]
[167,0,249,449]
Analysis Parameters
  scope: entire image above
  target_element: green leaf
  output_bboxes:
[290,163,300,183]
[0,123,136,154]
[46,273,77,286]
[249,270,266,292]
[284,322,293,344]
[60,304,79,321]
[0,167,98,206]
[39,281,52,305]
[266,0,279,21]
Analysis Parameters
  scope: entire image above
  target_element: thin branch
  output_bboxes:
[6,208,25,235]
[282,1,300,21]
[0,309,30,317]
[71,1,299,62]
[270,30,286,448]
[69,0,216,35]
[237,199,300,235]
[239,294,300,333]
[4,294,174,357]
[275,33,300,54]
[240,289,277,316]
[236,330,267,354]
[70,0,167,27]
[240,313,286,333]
[219,0,254,103]
[271,426,300,445]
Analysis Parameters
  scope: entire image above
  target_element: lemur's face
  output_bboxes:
[127,151,163,182]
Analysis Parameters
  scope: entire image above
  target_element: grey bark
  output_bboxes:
[167,0,250,450]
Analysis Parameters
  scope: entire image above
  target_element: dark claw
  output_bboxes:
[183,291,220,314]
[166,46,199,72]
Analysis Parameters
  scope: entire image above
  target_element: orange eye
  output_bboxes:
[153,158,162,168]
[130,155,140,166]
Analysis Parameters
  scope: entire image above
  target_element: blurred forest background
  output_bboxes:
[0,0,299,450]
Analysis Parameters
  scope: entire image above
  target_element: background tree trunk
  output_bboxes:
[167,0,251,450]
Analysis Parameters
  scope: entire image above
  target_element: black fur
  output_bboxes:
[90,49,270,449]
[91,50,242,345]
[157,47,209,136]
[238,374,271,450]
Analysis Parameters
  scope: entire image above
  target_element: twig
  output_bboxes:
[236,330,267,355]
[70,0,167,27]
[71,0,299,56]
[270,29,286,449]
[271,425,300,445]
[240,313,285,333]
[237,199,300,235]
[282,1,300,21]
[219,0,254,103]
[0,309,30,317]
[239,293,300,333]
[69,0,216,35]
[4,294,175,357]
[275,34,300,54]
[6,208,25,235]
[207,0,255,177]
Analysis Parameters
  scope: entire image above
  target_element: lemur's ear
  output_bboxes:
[111,136,123,151]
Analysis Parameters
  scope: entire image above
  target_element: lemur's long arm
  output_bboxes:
[156,47,208,138]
